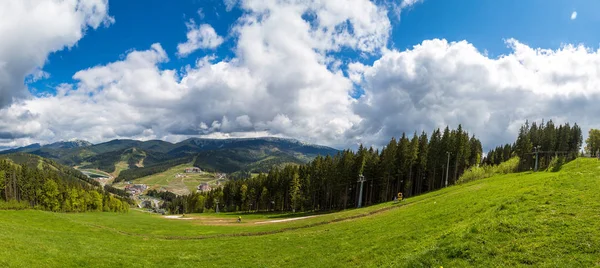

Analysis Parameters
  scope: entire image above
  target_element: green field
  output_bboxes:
[113,163,221,195]
[2,158,600,267]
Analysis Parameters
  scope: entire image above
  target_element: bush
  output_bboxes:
[458,165,493,184]
[458,157,520,184]
[496,157,520,174]
[548,156,565,172]
[0,200,30,210]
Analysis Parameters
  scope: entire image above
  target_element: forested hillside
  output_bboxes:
[0,154,129,212]
[483,120,583,170]
[160,121,584,215]
[1,137,338,177]
[159,125,484,214]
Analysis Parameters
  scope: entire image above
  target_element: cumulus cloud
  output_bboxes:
[0,0,113,108]
[571,11,577,20]
[3,0,600,153]
[350,39,600,149]
[177,21,224,57]
[0,0,389,149]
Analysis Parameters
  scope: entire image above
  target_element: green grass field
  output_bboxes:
[113,163,220,195]
[2,158,600,267]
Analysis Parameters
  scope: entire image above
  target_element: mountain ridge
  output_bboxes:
[0,137,339,176]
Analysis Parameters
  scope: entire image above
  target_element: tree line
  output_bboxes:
[160,125,484,214]
[0,155,130,212]
[585,129,600,157]
[484,120,582,171]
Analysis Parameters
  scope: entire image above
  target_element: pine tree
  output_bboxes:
[416,131,429,195]
[289,172,300,212]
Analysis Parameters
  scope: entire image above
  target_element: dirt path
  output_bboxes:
[163,215,194,220]
[161,214,321,225]
[56,186,467,241]
[254,215,318,224]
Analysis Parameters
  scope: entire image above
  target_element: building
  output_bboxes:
[197,183,212,192]
[124,184,148,195]
[184,167,202,173]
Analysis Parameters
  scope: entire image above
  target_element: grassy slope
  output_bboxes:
[111,161,129,178]
[113,163,218,194]
[2,158,600,267]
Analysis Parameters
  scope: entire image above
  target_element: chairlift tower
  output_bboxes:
[534,146,541,172]
[445,151,451,187]
[357,174,366,208]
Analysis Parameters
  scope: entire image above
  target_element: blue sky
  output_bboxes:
[3,0,600,150]
[394,0,597,54]
[31,0,241,94]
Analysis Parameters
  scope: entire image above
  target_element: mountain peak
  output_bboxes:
[45,140,93,149]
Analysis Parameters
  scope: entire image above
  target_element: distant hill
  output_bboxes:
[0,143,41,154]
[0,153,130,212]
[0,137,338,178]
[45,140,93,149]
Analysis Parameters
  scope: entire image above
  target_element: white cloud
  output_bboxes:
[177,21,224,57]
[224,0,238,11]
[0,0,113,108]
[400,0,424,9]
[571,11,577,20]
[351,39,600,150]
[383,0,425,18]
[0,0,389,149]
[4,0,600,154]
[25,68,51,83]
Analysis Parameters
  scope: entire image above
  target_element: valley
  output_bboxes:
[2,137,337,180]
[1,137,337,198]
[111,163,224,195]
[2,158,600,267]
[2,1,596,267]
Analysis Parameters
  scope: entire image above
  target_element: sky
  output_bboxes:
[1,0,600,151]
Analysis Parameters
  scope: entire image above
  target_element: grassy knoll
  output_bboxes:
[113,164,219,195]
[2,158,600,267]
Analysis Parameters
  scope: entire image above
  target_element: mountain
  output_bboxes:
[45,140,93,149]
[0,137,338,178]
[0,143,42,154]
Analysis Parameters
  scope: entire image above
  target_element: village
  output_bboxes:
[119,166,226,197]
[174,167,226,193]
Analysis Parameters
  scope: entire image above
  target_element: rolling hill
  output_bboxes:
[1,157,599,266]
[0,153,131,212]
[0,137,338,177]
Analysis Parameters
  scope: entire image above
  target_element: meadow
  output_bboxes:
[112,163,220,195]
[2,158,600,267]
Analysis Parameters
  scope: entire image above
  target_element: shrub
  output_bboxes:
[496,157,520,174]
[458,157,520,184]
[548,156,565,172]
[0,200,30,210]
